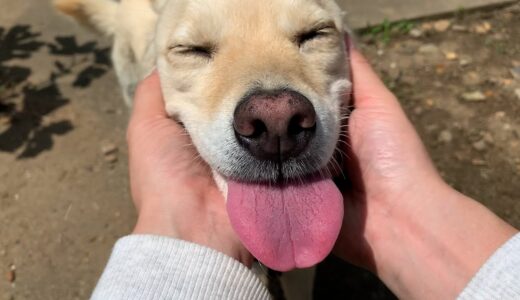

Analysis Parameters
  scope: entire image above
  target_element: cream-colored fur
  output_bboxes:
[55,0,351,297]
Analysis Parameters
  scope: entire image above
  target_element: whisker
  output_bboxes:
[331,155,346,180]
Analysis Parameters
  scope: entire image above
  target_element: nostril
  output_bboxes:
[234,119,267,138]
[298,113,316,130]
[288,114,316,136]
[250,119,267,138]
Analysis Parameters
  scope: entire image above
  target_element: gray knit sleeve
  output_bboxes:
[458,233,520,300]
[91,235,270,300]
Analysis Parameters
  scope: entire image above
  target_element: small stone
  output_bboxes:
[6,264,15,283]
[104,107,116,114]
[463,72,482,85]
[426,124,439,132]
[6,270,15,283]
[421,22,434,31]
[434,20,451,32]
[444,51,458,60]
[473,140,487,151]
[0,116,10,126]
[459,57,472,67]
[462,91,486,102]
[484,90,494,98]
[495,111,506,118]
[481,132,494,144]
[492,33,505,41]
[455,151,465,161]
[474,22,492,34]
[377,49,384,56]
[511,67,520,80]
[436,64,446,75]
[409,28,423,38]
[501,79,513,86]
[452,24,468,31]
[425,99,435,107]
[515,89,520,100]
[438,130,453,143]
[471,159,487,166]
[418,44,440,54]
[105,153,118,163]
[101,143,118,155]
[413,106,423,115]
[503,11,514,20]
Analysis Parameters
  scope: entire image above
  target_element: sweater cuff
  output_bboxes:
[91,235,270,299]
[458,233,520,300]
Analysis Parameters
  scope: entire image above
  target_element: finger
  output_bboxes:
[349,47,400,110]
[130,70,167,122]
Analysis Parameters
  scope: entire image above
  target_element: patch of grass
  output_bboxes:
[365,19,415,45]
[455,6,467,20]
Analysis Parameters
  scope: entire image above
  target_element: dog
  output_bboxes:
[55,0,352,297]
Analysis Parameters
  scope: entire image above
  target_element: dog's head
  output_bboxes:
[155,0,351,271]
[156,0,350,182]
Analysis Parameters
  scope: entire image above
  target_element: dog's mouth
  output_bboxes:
[226,171,343,271]
[211,88,349,271]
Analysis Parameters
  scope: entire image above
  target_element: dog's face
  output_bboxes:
[156,0,350,183]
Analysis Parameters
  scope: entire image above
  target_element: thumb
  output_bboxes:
[349,47,401,111]
[130,70,167,123]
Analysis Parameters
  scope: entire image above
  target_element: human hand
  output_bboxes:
[127,71,253,266]
[334,46,516,299]
[333,43,445,268]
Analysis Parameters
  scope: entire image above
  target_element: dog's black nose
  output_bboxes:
[233,89,316,161]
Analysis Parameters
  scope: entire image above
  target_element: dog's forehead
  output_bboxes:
[159,0,342,44]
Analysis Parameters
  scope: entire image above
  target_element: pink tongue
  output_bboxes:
[227,178,344,271]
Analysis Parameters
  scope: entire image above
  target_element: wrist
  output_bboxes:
[367,181,517,299]
[133,199,183,238]
[132,189,254,267]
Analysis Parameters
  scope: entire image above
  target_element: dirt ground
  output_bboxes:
[1,3,519,300]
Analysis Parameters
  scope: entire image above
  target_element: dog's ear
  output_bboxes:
[317,0,349,32]
[53,0,118,36]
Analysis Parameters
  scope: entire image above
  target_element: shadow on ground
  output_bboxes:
[0,24,111,158]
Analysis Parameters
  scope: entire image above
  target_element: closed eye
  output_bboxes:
[296,24,336,46]
[171,45,214,58]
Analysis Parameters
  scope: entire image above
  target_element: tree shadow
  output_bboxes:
[0,24,111,158]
